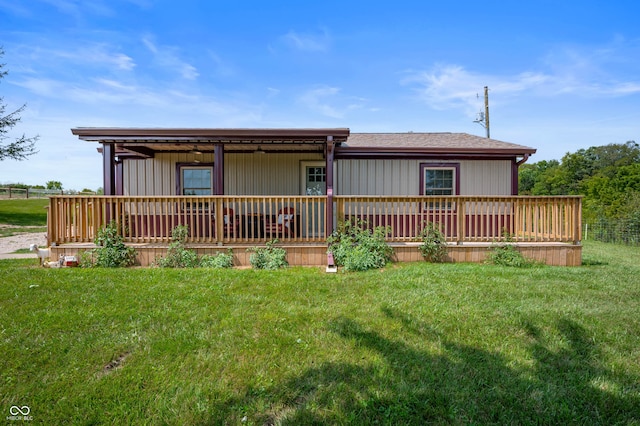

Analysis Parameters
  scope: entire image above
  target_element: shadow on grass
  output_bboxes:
[208,307,640,424]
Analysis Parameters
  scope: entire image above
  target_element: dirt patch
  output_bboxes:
[0,231,47,254]
[101,351,131,376]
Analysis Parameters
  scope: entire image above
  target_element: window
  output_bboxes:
[305,166,326,195]
[420,163,459,209]
[176,163,214,211]
[424,168,455,196]
[180,166,213,195]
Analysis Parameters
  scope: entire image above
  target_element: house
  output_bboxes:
[46,128,582,266]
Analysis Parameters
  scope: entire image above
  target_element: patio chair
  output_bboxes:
[219,207,238,238]
[264,206,295,238]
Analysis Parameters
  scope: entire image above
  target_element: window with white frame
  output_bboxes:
[420,163,459,209]
[177,164,214,211]
[181,166,213,195]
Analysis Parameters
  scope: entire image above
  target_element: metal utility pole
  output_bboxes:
[474,86,490,138]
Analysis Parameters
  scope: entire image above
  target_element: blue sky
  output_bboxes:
[1,0,639,190]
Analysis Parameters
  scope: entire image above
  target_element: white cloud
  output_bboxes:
[403,41,640,117]
[298,86,344,118]
[297,86,371,119]
[141,35,199,80]
[280,29,330,52]
[12,43,135,72]
[267,87,280,97]
[12,77,63,97]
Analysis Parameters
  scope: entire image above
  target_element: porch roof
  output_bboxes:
[71,127,350,155]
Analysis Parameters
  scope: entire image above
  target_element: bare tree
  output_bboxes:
[0,48,38,161]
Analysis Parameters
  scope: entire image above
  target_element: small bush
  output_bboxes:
[418,222,448,262]
[200,250,234,269]
[487,244,536,268]
[82,221,136,267]
[154,226,235,268]
[327,219,394,272]
[248,240,288,270]
[155,225,200,268]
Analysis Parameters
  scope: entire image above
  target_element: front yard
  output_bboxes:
[1,241,639,424]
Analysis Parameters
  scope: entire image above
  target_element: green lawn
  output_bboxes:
[0,198,48,237]
[1,242,639,424]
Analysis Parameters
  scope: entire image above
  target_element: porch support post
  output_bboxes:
[326,136,335,238]
[102,143,116,196]
[115,158,123,196]
[214,144,224,195]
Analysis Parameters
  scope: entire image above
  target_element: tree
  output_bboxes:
[46,180,63,191]
[0,48,38,161]
[518,160,559,194]
[519,141,640,234]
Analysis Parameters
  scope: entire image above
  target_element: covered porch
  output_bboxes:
[47,195,582,266]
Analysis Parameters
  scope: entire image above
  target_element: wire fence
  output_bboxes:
[583,221,640,246]
[0,187,97,199]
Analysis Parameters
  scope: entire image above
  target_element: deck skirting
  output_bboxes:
[49,242,581,267]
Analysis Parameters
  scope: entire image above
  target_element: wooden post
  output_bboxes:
[484,86,490,139]
[325,137,335,238]
[457,198,465,245]
[573,197,582,245]
[215,197,223,242]
[47,198,55,245]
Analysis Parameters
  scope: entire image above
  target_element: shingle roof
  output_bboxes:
[342,132,536,155]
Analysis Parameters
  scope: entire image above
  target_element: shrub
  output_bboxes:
[487,244,536,268]
[200,250,234,269]
[418,222,448,262]
[327,219,394,272]
[154,226,235,268]
[248,240,288,270]
[82,221,136,267]
[155,225,200,268]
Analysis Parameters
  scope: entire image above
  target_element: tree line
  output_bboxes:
[1,181,101,194]
[519,141,640,242]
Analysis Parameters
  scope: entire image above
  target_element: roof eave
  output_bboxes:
[71,127,350,143]
[335,146,537,158]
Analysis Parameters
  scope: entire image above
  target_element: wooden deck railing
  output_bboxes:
[47,195,581,245]
[335,196,582,244]
[48,196,327,244]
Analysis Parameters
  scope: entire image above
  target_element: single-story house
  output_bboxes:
[46,128,582,266]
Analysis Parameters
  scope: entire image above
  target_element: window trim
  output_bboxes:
[176,162,214,195]
[300,161,327,195]
[176,163,215,212]
[420,162,460,210]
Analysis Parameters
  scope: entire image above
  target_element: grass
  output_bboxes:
[0,198,48,237]
[1,241,639,424]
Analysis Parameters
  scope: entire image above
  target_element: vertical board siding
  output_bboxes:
[336,159,513,196]
[125,155,512,197]
[336,159,419,195]
[225,153,323,195]
[125,152,325,196]
[460,160,511,195]
[124,153,212,196]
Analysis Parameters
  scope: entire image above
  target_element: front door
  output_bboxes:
[301,162,326,237]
